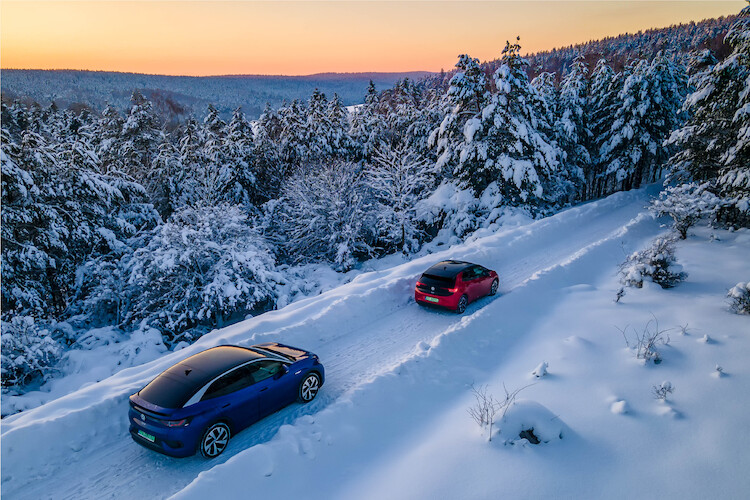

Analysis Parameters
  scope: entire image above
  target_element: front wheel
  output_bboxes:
[490,279,499,296]
[200,422,231,458]
[298,372,321,403]
[456,295,468,314]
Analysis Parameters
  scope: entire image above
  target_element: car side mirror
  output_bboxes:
[274,366,289,380]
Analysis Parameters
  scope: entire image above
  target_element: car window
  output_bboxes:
[249,360,285,383]
[462,268,476,281]
[202,366,253,401]
[476,266,489,278]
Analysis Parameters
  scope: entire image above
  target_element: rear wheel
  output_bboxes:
[490,279,499,296]
[298,372,321,403]
[200,422,230,458]
[456,295,468,314]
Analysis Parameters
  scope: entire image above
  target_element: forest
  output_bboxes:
[2,10,749,393]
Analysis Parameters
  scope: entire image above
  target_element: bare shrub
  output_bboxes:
[617,315,671,364]
[618,236,687,290]
[468,383,529,442]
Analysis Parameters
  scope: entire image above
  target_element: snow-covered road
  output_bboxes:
[1,187,660,499]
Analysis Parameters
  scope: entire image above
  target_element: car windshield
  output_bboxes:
[420,274,455,288]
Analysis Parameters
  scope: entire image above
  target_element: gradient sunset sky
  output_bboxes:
[1,1,745,77]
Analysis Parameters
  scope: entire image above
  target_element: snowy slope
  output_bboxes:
[3,186,748,499]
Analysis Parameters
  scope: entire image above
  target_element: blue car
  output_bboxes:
[128,343,324,458]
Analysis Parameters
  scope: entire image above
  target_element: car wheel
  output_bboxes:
[299,372,321,403]
[490,279,499,296]
[456,295,468,314]
[200,422,231,459]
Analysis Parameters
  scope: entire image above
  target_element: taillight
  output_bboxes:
[162,418,190,427]
[416,282,424,287]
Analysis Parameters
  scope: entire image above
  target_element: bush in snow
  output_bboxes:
[652,381,674,401]
[468,383,529,442]
[617,315,670,364]
[1,316,62,387]
[728,281,750,314]
[618,236,687,289]
[123,204,280,344]
[649,183,724,239]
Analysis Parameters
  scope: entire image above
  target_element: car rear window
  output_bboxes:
[138,372,196,409]
[420,274,455,288]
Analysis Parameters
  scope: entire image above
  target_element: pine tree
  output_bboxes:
[447,40,563,208]
[587,59,620,198]
[531,71,558,118]
[224,107,257,207]
[599,56,686,194]
[666,7,750,224]
[556,55,590,199]
[719,7,750,221]
[431,54,489,176]
[351,81,382,158]
[120,91,160,183]
[198,104,228,204]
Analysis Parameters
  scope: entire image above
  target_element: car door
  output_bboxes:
[201,365,259,430]
[475,266,492,296]
[462,267,480,301]
[248,360,296,418]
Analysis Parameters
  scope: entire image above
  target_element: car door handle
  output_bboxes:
[259,387,268,392]
[222,403,231,408]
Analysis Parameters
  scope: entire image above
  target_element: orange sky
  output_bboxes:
[1,1,745,76]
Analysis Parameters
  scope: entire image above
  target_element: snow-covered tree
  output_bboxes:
[587,59,621,198]
[223,107,257,208]
[123,204,279,343]
[278,99,310,168]
[1,105,157,320]
[667,7,750,225]
[327,93,355,158]
[0,316,62,387]
[456,39,563,207]
[600,56,686,194]
[619,235,687,289]
[531,71,558,118]
[272,161,373,270]
[649,182,725,238]
[351,80,383,158]
[432,54,488,177]
[366,144,437,254]
[556,55,590,198]
[719,8,750,223]
[119,91,160,182]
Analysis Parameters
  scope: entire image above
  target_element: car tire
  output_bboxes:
[490,279,499,296]
[456,295,468,314]
[200,422,231,459]
[298,372,321,403]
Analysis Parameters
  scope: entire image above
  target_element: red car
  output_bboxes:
[415,260,499,313]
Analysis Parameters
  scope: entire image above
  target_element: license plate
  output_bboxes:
[138,430,156,442]
[425,296,439,303]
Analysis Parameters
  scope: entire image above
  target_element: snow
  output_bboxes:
[2,186,750,499]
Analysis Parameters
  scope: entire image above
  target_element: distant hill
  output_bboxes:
[0,70,434,121]
[515,15,736,79]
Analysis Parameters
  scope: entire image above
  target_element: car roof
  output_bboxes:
[138,346,266,408]
[424,260,474,278]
